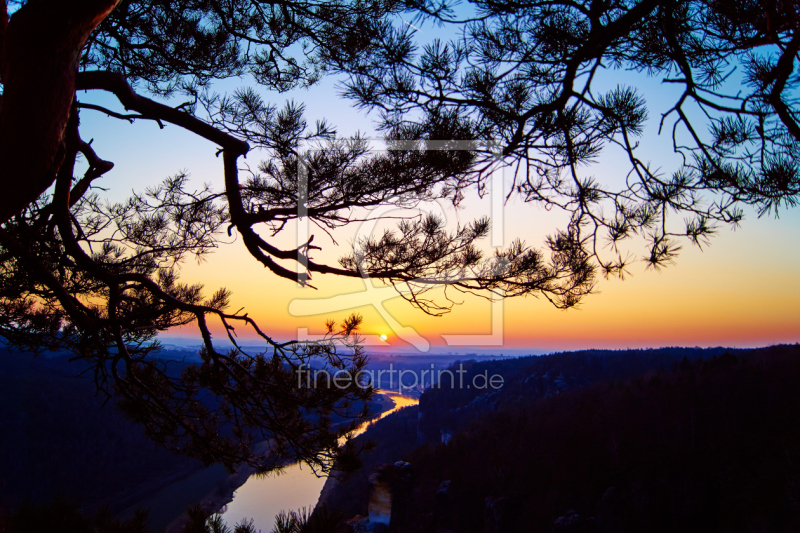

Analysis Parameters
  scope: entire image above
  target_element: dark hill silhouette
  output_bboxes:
[0,350,203,513]
[316,345,800,532]
[0,347,387,526]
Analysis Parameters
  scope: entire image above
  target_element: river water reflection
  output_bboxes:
[219,391,418,531]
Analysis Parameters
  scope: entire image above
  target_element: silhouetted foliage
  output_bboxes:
[0,0,584,475]
[345,0,800,277]
[1,0,798,478]
[179,503,341,533]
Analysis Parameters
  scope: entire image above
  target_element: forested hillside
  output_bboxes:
[318,345,800,532]
[0,350,204,513]
[0,347,395,527]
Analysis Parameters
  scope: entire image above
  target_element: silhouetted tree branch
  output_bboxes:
[1,0,797,474]
[0,0,572,476]
[342,0,800,275]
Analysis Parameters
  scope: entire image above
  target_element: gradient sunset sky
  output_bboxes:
[77,62,800,353]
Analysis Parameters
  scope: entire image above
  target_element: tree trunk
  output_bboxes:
[0,0,120,224]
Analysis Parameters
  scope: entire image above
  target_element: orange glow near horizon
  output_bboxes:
[78,75,800,354]
[163,198,800,353]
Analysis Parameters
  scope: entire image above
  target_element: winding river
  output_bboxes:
[219,391,418,531]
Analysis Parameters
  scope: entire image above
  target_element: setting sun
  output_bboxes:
[379,334,388,342]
